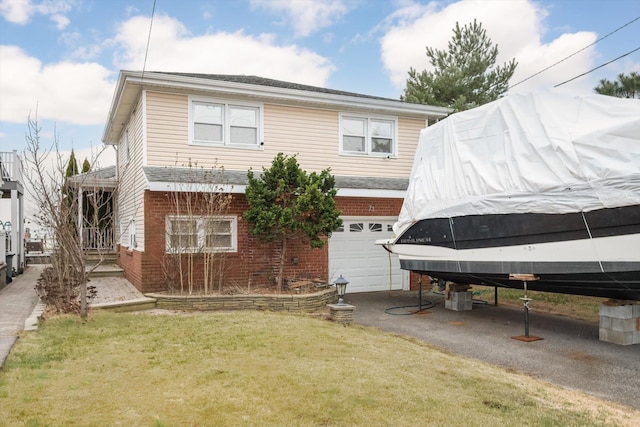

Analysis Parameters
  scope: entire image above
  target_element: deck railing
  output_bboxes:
[0,151,24,184]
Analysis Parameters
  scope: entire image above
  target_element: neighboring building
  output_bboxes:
[0,151,25,286]
[102,71,451,293]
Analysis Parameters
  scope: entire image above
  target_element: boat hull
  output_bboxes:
[389,205,640,300]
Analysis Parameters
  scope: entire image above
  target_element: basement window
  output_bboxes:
[166,215,237,253]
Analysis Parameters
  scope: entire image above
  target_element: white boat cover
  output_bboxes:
[395,91,640,235]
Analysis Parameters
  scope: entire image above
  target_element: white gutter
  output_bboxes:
[147,181,406,198]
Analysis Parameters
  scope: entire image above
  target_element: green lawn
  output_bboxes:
[0,311,636,426]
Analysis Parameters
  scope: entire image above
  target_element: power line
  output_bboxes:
[554,45,640,87]
[141,0,157,80]
[509,15,640,89]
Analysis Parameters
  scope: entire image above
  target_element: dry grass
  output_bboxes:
[1,311,637,426]
[471,286,605,323]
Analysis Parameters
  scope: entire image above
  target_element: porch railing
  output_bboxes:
[0,151,24,183]
[82,227,114,250]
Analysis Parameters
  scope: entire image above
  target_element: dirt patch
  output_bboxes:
[567,351,598,363]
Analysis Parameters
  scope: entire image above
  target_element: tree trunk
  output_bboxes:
[277,234,287,293]
[80,274,87,320]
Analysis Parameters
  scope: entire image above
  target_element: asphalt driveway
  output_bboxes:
[346,290,640,410]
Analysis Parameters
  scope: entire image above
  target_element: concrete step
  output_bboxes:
[87,264,124,278]
[84,252,117,263]
[26,253,51,265]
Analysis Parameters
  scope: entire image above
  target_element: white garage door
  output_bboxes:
[329,217,407,293]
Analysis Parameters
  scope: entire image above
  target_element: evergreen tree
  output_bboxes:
[65,150,79,178]
[244,153,342,292]
[81,158,91,173]
[402,19,517,112]
[594,72,639,99]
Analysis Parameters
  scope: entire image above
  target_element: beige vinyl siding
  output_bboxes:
[144,90,426,178]
[396,117,426,172]
[146,92,189,165]
[118,94,146,250]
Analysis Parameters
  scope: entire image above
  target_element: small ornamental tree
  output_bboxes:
[244,153,342,292]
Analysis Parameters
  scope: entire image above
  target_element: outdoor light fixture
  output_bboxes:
[334,275,349,305]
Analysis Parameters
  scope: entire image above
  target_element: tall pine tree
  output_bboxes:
[594,72,639,99]
[402,19,517,112]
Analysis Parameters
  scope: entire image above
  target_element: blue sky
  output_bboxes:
[1,0,639,163]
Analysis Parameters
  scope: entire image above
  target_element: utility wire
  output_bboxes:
[554,45,640,87]
[141,0,157,81]
[510,15,640,89]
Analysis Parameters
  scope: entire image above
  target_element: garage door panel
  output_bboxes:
[329,217,406,293]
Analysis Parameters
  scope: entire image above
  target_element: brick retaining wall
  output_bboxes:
[147,287,337,312]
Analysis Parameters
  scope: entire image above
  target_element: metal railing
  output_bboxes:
[0,151,24,183]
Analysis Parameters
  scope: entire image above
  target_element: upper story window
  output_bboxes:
[340,114,397,157]
[190,96,263,148]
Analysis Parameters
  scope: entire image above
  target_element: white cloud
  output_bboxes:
[0,45,115,125]
[0,0,31,23]
[0,0,74,29]
[109,14,335,86]
[1,11,337,129]
[380,0,599,96]
[250,0,351,37]
[50,12,69,29]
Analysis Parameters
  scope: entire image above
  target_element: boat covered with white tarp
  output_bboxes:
[381,91,640,300]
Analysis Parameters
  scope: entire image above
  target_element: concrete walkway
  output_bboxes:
[0,265,43,368]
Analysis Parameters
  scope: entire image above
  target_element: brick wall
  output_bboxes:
[118,190,418,293]
[117,245,142,288]
[335,196,403,216]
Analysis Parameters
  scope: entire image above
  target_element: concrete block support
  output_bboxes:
[445,291,473,311]
[328,303,355,324]
[599,301,640,345]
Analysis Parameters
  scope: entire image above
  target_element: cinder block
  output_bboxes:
[445,299,472,311]
[600,303,635,319]
[610,317,638,333]
[599,316,612,329]
[634,304,640,318]
[599,328,636,346]
[450,291,472,302]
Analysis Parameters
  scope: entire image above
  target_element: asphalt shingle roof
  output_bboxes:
[161,72,399,103]
[143,166,408,191]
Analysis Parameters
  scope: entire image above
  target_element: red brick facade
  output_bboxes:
[118,191,415,293]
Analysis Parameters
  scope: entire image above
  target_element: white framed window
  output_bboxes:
[120,218,135,247]
[340,114,397,157]
[166,215,237,253]
[189,96,262,148]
